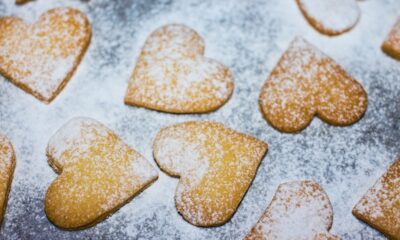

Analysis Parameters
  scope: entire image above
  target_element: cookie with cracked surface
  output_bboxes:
[153,121,267,226]
[124,24,234,113]
[45,117,158,229]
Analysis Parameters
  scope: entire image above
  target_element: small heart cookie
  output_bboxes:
[382,19,400,60]
[153,121,268,226]
[45,117,158,229]
[352,159,400,240]
[0,134,16,226]
[259,37,368,133]
[296,0,360,36]
[245,180,339,240]
[0,7,91,103]
[124,24,234,113]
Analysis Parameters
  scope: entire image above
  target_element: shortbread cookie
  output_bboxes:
[352,159,400,240]
[124,24,234,113]
[296,0,360,36]
[259,37,368,133]
[0,7,91,103]
[45,117,158,229]
[153,121,267,226]
[0,134,15,226]
[245,180,339,240]
[382,19,400,60]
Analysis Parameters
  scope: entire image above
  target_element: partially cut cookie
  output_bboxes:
[45,117,158,229]
[296,0,360,36]
[124,24,234,113]
[259,37,368,133]
[0,7,91,103]
[0,134,16,226]
[382,19,400,60]
[352,159,400,240]
[153,121,268,226]
[245,180,339,240]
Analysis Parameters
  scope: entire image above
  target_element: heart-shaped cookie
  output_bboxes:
[259,37,368,133]
[0,7,91,103]
[0,134,15,226]
[352,159,400,240]
[45,117,158,229]
[296,0,360,36]
[124,24,234,113]
[153,121,268,226]
[245,180,339,240]
[382,19,400,60]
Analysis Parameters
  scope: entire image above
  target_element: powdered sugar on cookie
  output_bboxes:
[245,180,339,240]
[296,0,360,35]
[0,7,91,103]
[352,159,400,239]
[45,117,158,229]
[124,24,234,113]
[153,121,268,226]
[259,37,368,132]
[0,134,15,226]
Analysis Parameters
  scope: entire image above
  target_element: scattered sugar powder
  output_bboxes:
[0,0,399,239]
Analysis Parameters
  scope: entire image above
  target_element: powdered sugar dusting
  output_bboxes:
[259,37,367,132]
[0,7,91,103]
[153,121,268,226]
[124,24,234,113]
[0,0,399,239]
[352,159,400,239]
[45,117,158,229]
[296,0,360,35]
[245,180,338,240]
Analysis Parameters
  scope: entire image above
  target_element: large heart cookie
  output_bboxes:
[0,7,91,103]
[296,0,360,36]
[0,134,16,226]
[45,117,158,229]
[352,159,400,240]
[382,19,400,60]
[259,37,368,133]
[245,180,339,240]
[153,121,268,226]
[124,24,234,113]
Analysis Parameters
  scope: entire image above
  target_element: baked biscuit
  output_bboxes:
[259,37,368,133]
[296,0,360,36]
[0,134,16,226]
[45,117,158,229]
[153,121,267,226]
[245,180,339,240]
[382,19,400,60]
[124,24,234,113]
[352,159,400,240]
[0,7,91,103]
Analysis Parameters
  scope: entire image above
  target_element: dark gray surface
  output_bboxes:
[0,0,399,239]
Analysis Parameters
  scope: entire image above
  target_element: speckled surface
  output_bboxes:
[0,0,399,239]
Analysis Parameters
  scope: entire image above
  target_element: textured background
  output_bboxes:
[0,0,399,239]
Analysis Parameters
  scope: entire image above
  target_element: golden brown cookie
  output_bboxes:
[45,117,158,229]
[153,121,268,226]
[245,180,339,240]
[352,159,400,240]
[0,7,91,103]
[15,0,31,4]
[0,134,16,226]
[382,19,400,60]
[124,24,234,113]
[259,37,368,133]
[296,0,360,36]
